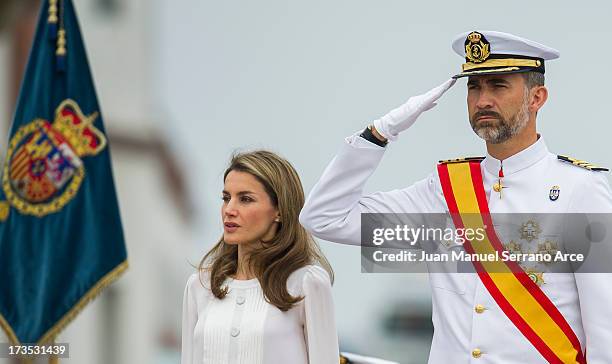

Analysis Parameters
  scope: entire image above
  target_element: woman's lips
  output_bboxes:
[224,222,240,233]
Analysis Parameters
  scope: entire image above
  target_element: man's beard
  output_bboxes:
[469,90,530,144]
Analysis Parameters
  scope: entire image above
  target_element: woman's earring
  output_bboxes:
[274,217,281,222]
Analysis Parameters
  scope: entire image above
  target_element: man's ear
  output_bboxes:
[530,85,548,113]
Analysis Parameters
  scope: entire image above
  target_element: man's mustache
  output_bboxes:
[472,110,502,120]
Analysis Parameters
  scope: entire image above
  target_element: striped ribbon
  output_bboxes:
[437,161,585,364]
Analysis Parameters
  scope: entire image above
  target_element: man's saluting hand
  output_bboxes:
[373,78,456,142]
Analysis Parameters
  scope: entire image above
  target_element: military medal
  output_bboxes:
[525,269,545,286]
[519,220,541,242]
[537,240,559,264]
[503,240,523,256]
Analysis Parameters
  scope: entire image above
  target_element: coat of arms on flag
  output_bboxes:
[3,100,105,217]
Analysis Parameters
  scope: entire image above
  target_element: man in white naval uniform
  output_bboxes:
[299,31,612,363]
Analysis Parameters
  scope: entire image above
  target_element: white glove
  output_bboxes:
[373,78,456,141]
[341,352,399,364]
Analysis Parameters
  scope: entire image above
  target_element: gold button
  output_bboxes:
[493,183,502,192]
[472,348,482,358]
[475,304,485,314]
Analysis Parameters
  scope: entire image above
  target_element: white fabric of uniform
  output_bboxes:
[299,133,612,363]
[181,265,339,364]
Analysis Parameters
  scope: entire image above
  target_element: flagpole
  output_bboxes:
[56,0,66,71]
[49,340,59,364]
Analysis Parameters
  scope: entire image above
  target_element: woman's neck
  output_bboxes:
[234,244,257,280]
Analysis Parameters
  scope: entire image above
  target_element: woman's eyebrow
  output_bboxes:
[222,190,256,195]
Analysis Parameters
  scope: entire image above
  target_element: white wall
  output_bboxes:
[78,0,155,135]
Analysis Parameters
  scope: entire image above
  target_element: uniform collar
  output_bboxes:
[482,135,549,176]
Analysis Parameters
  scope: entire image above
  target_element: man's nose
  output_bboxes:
[475,90,494,109]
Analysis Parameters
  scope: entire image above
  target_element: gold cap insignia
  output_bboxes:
[465,31,490,64]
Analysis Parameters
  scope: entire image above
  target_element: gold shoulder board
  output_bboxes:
[438,156,485,164]
[557,155,609,171]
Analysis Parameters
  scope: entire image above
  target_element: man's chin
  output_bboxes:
[473,127,504,143]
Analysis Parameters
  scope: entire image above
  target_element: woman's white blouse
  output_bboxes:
[181,265,339,364]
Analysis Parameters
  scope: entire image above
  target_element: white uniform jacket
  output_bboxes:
[299,133,612,364]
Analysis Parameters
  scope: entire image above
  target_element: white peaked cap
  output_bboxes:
[451,30,560,78]
[452,30,560,60]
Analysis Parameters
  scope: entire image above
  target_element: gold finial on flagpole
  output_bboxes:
[49,0,59,39]
[56,29,66,56]
[48,0,58,24]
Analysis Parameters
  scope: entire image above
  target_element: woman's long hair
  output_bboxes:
[198,150,333,311]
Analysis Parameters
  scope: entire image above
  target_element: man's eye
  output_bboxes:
[222,196,230,202]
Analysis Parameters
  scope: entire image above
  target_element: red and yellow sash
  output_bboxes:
[437,161,585,364]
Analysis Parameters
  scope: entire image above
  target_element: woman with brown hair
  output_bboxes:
[181,150,339,364]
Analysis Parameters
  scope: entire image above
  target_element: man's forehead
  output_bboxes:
[467,74,522,84]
